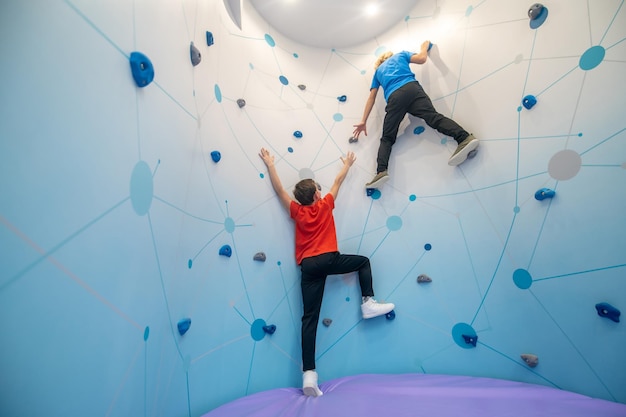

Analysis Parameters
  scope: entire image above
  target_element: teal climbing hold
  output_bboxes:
[219,245,232,257]
[211,151,221,163]
[535,188,555,200]
[190,42,201,66]
[522,95,537,109]
[177,318,191,335]
[595,302,620,323]
[129,52,154,88]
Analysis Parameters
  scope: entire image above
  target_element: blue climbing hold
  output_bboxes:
[177,318,191,335]
[219,244,232,257]
[337,95,347,102]
[428,42,433,52]
[462,334,478,347]
[129,52,154,88]
[522,95,537,109]
[263,324,276,334]
[206,31,214,46]
[413,126,425,135]
[595,302,620,323]
[190,42,201,66]
[293,130,303,138]
[535,188,555,200]
[211,151,221,163]
[366,188,376,197]
[385,310,396,320]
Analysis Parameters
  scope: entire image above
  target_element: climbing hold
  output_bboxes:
[129,52,154,88]
[253,252,266,262]
[219,244,232,257]
[521,353,539,368]
[322,318,332,327]
[467,149,478,159]
[210,151,221,163]
[293,130,303,138]
[349,136,358,144]
[522,95,537,109]
[417,274,432,283]
[535,188,555,200]
[298,84,306,90]
[462,334,477,347]
[263,324,276,334]
[177,318,191,336]
[427,42,433,52]
[528,3,544,20]
[366,188,376,197]
[206,31,214,46]
[413,126,425,135]
[190,42,201,66]
[337,95,347,102]
[595,302,621,323]
[386,310,396,320]
[237,98,246,108]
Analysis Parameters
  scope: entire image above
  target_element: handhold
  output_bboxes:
[337,95,347,102]
[129,52,155,88]
[253,252,266,262]
[462,334,477,347]
[427,42,433,52]
[206,31,214,46]
[293,130,303,138]
[177,318,191,336]
[322,318,332,327]
[298,84,306,90]
[386,310,396,320]
[522,95,537,109]
[237,98,246,108]
[366,188,376,196]
[190,42,201,66]
[349,136,358,144]
[595,302,621,323]
[521,353,539,368]
[417,274,432,283]
[263,324,276,334]
[528,3,544,20]
[413,126,425,135]
[219,244,232,257]
[210,151,221,163]
[535,188,555,200]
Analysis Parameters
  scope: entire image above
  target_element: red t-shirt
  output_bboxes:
[290,194,338,265]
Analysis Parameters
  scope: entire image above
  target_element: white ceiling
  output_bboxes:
[246,0,420,49]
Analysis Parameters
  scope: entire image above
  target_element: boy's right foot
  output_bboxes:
[361,297,395,319]
[302,370,323,397]
[365,171,389,189]
[448,134,479,166]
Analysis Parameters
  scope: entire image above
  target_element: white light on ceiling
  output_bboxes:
[365,4,379,16]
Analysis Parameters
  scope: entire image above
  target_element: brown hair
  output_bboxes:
[374,51,393,69]
[293,179,317,205]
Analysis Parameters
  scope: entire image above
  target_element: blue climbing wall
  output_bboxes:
[1,0,625,415]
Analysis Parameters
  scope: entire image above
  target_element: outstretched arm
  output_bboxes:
[352,88,378,139]
[410,40,431,65]
[259,148,292,211]
[329,151,357,200]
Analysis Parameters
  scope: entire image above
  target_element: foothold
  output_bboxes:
[253,252,266,262]
[522,95,537,109]
[206,31,214,46]
[190,42,201,66]
[528,3,544,20]
[413,126,425,135]
[535,188,555,200]
[417,274,432,283]
[337,95,347,102]
[237,98,246,108]
[386,310,396,320]
[595,302,621,323]
[322,318,332,327]
[129,51,155,88]
[293,130,303,138]
[177,318,191,336]
[366,188,376,196]
[462,334,477,347]
[467,149,478,159]
[219,244,232,257]
[298,84,306,91]
[263,324,276,334]
[210,151,221,163]
[521,353,539,368]
[349,136,358,144]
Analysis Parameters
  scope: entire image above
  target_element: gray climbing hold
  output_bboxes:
[237,98,246,108]
[417,274,432,283]
[190,42,201,66]
[349,136,358,144]
[322,318,332,327]
[521,353,539,367]
[298,84,306,90]
[253,252,266,262]
[528,3,544,20]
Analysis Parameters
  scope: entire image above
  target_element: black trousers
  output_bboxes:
[376,81,469,173]
[300,252,374,371]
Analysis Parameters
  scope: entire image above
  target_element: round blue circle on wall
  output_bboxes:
[251,319,267,341]
[452,322,476,349]
[513,268,533,289]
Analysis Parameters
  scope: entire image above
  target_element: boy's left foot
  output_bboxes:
[361,297,395,319]
[302,370,323,397]
[448,134,479,166]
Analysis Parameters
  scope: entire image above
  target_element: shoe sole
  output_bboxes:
[303,386,322,397]
[362,305,395,319]
[448,138,479,166]
[365,175,389,189]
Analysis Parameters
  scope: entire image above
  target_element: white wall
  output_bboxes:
[1,0,625,416]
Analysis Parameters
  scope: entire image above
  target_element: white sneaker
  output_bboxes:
[361,297,395,319]
[302,370,323,397]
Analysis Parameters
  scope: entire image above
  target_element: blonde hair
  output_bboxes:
[374,51,393,69]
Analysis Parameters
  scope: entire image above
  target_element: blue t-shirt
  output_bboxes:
[370,51,416,101]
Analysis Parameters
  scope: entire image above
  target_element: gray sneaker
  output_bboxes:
[448,134,479,166]
[365,171,389,188]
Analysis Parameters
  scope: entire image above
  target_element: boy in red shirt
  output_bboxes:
[259,148,395,397]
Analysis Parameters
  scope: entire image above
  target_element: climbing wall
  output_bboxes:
[0,0,624,416]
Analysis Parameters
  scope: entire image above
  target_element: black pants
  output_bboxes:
[376,81,469,173]
[300,252,374,371]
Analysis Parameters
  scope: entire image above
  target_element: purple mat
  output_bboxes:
[202,373,626,417]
